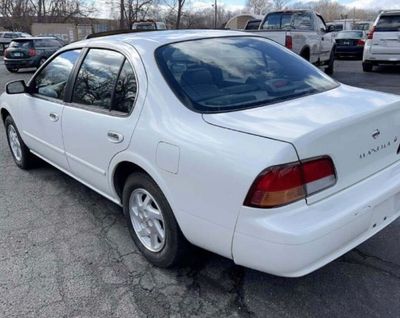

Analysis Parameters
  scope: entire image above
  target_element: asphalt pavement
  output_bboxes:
[0,58,400,317]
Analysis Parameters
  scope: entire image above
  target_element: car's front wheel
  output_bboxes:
[4,116,34,169]
[122,172,189,267]
[325,49,335,75]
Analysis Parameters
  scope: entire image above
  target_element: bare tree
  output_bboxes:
[246,0,272,15]
[272,0,290,10]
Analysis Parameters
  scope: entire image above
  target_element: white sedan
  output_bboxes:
[1,30,400,277]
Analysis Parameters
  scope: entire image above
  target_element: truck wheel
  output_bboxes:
[122,172,190,268]
[362,62,373,72]
[325,49,335,75]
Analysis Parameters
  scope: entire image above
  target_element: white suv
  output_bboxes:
[363,10,400,72]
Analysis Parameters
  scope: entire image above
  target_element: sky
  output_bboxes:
[190,0,400,12]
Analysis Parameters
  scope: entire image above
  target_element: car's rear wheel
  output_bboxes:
[122,172,189,267]
[362,61,373,72]
[4,116,34,169]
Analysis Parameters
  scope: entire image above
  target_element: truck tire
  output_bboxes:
[325,49,335,75]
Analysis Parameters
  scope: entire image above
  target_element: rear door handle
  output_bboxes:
[107,131,124,143]
[49,113,59,122]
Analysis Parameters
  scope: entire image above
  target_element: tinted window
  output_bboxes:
[35,50,81,99]
[156,37,338,113]
[336,31,363,39]
[72,49,124,110]
[4,33,14,38]
[262,12,312,30]
[9,40,33,48]
[377,15,400,31]
[245,20,261,30]
[113,60,137,113]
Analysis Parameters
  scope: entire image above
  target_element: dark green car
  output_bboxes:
[3,37,63,73]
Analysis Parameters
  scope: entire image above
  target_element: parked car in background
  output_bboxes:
[3,37,63,73]
[132,21,167,31]
[335,30,367,59]
[0,31,31,55]
[2,30,400,277]
[352,21,373,31]
[363,10,400,72]
[247,10,336,74]
[244,19,262,30]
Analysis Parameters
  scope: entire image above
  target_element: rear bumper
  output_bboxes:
[335,46,364,56]
[232,161,400,277]
[4,57,38,68]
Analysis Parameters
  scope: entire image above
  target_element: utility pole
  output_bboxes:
[120,0,125,29]
[214,0,217,29]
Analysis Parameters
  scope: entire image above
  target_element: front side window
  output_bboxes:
[156,37,338,113]
[34,49,81,99]
[72,49,125,110]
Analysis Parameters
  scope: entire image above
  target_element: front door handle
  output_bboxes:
[49,113,59,122]
[107,131,124,143]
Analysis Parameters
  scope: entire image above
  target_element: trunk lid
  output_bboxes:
[371,14,400,54]
[203,85,400,203]
[5,39,33,59]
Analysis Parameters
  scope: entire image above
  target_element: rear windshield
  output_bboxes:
[262,12,313,30]
[9,40,33,48]
[156,37,338,113]
[376,15,400,31]
[336,31,364,39]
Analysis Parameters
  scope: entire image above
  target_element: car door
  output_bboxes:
[61,47,142,196]
[316,14,333,62]
[19,49,81,170]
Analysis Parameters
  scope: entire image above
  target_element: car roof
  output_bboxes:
[64,29,247,52]
[12,36,58,40]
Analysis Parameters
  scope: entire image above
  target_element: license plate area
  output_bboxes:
[370,193,400,228]
[13,52,23,57]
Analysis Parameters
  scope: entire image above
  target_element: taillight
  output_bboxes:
[285,35,293,50]
[357,39,365,46]
[28,48,36,57]
[367,26,375,40]
[244,157,336,208]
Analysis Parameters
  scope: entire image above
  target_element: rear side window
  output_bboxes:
[113,60,137,113]
[377,15,400,31]
[262,12,312,30]
[34,50,81,100]
[245,20,261,30]
[72,49,137,114]
[9,40,33,48]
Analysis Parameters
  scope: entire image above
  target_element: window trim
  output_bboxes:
[28,48,84,104]
[66,47,139,118]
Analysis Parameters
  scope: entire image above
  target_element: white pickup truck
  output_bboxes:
[247,10,336,74]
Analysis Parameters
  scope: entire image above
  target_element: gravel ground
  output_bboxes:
[0,57,400,318]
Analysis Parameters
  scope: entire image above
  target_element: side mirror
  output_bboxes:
[6,80,27,95]
[326,25,335,33]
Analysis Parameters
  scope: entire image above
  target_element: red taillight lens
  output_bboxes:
[357,39,365,46]
[367,27,375,40]
[244,157,336,208]
[28,48,36,57]
[285,35,293,50]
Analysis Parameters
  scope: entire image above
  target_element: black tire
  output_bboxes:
[4,116,34,169]
[325,48,335,75]
[362,61,373,72]
[122,172,189,268]
[6,67,18,73]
